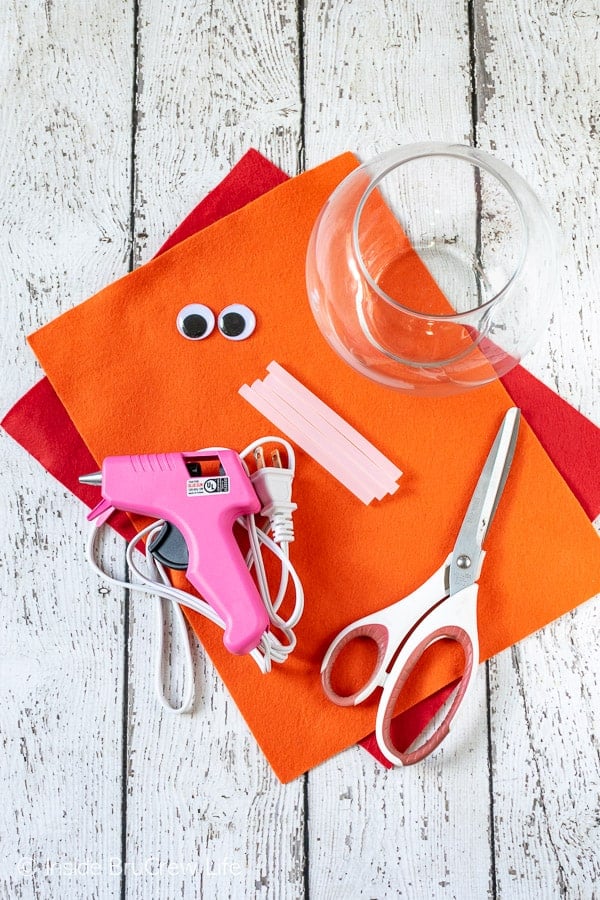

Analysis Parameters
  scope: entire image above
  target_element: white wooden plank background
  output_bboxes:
[1,1,598,898]
[0,3,132,898]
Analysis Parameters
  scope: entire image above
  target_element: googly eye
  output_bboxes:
[176,304,215,341]
[218,304,256,341]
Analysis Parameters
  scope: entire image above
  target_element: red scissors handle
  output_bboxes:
[321,621,390,706]
[320,560,451,707]
[375,583,480,766]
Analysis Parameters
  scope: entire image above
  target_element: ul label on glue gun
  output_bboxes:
[186,476,230,496]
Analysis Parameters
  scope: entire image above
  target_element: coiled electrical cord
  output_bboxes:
[86,437,303,714]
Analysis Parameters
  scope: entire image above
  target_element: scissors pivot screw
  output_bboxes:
[456,555,472,569]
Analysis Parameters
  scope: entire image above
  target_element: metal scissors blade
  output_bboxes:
[450,407,521,595]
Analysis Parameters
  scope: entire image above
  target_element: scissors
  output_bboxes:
[321,407,521,766]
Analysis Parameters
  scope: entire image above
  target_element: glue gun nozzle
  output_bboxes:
[79,471,103,486]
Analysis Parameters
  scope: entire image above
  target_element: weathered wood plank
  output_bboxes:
[303,0,477,164]
[124,3,305,898]
[303,1,494,896]
[132,0,303,264]
[474,0,600,895]
[0,1,134,897]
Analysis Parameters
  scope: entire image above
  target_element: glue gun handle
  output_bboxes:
[184,520,269,656]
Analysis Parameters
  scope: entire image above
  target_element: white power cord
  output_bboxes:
[86,437,303,714]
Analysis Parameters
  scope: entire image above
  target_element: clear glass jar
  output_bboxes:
[306,143,557,396]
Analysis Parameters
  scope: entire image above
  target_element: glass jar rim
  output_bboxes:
[351,143,530,323]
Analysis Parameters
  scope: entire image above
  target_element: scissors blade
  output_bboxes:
[449,407,521,595]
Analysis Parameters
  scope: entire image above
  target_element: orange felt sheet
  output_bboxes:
[28,154,600,782]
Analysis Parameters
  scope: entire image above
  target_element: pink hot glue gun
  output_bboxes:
[81,449,268,655]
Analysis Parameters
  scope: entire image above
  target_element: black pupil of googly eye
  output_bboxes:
[220,312,246,338]
[181,313,208,339]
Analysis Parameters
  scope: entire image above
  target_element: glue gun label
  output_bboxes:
[186,476,230,496]
[186,475,230,497]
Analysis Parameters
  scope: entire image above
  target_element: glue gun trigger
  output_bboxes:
[147,521,190,570]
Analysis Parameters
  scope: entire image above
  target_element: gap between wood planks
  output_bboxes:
[120,1,140,898]
[468,1,498,895]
